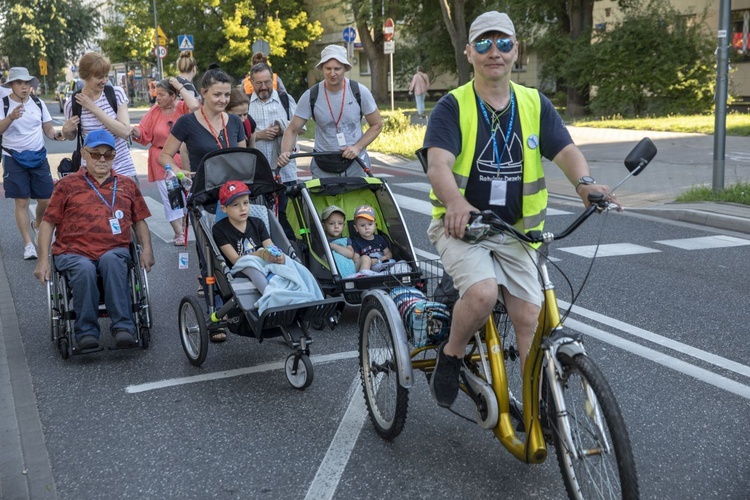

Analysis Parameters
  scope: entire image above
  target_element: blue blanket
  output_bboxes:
[231,255,323,314]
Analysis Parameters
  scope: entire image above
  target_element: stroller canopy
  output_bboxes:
[189,147,285,209]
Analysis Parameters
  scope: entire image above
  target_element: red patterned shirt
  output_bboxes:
[44,169,151,260]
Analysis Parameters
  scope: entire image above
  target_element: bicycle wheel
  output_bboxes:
[359,299,408,440]
[545,353,638,500]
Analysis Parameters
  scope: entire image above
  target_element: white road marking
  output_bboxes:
[560,299,750,379]
[304,376,367,500]
[654,235,750,250]
[565,318,750,400]
[125,350,358,393]
[558,243,661,258]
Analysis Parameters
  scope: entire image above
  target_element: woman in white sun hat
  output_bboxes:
[0,67,64,260]
[278,44,383,178]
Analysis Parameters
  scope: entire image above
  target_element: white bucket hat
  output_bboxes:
[315,45,352,71]
[2,67,40,89]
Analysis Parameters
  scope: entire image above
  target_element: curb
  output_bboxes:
[628,207,750,234]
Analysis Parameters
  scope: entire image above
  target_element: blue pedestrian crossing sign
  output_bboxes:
[178,34,194,52]
[342,27,357,43]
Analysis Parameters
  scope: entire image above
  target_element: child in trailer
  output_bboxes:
[320,205,356,277]
[351,205,393,272]
[212,180,284,292]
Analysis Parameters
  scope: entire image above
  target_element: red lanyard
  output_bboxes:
[323,81,346,132]
[200,107,228,149]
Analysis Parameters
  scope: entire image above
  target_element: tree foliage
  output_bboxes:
[542,2,715,116]
[0,0,99,87]
[98,0,322,98]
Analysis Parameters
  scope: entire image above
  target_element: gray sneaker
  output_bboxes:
[114,329,136,348]
[430,342,463,408]
[23,243,38,260]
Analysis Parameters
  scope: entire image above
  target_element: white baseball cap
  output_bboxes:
[469,11,516,43]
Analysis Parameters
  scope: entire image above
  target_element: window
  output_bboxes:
[732,9,750,62]
[359,55,371,76]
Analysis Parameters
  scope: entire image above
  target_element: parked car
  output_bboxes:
[55,83,66,113]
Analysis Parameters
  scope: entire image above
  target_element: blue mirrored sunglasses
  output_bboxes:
[472,38,515,54]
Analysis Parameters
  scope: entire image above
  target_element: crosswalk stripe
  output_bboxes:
[558,243,661,258]
[654,235,750,250]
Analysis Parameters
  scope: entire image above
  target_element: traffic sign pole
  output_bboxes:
[384,18,395,112]
[152,0,163,80]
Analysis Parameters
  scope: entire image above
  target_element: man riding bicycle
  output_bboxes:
[424,11,618,408]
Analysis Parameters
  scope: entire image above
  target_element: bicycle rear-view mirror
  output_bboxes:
[624,137,657,175]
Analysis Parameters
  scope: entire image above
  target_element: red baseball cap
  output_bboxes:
[219,180,251,206]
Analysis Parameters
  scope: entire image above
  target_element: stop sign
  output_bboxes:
[384,18,394,42]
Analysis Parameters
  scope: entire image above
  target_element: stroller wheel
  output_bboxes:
[310,318,326,331]
[285,353,313,390]
[178,296,208,366]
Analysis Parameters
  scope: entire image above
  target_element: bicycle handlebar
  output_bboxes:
[289,150,372,176]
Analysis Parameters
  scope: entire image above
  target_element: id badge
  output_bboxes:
[490,179,508,206]
[109,218,122,235]
[336,132,347,147]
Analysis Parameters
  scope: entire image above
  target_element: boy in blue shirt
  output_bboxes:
[351,205,392,271]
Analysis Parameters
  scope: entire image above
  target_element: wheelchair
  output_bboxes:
[47,230,152,358]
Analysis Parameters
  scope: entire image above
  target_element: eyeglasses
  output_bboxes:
[472,38,515,55]
[254,80,273,88]
[84,148,116,161]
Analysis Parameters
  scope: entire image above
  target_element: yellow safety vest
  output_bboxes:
[429,81,547,235]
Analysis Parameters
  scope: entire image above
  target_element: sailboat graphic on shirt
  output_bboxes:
[475,131,523,176]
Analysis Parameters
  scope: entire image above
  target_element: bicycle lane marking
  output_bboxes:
[564,318,750,399]
[304,376,366,500]
[124,350,357,393]
[559,300,750,379]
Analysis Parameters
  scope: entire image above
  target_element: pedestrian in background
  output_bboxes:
[0,67,63,260]
[409,66,430,119]
[249,62,300,238]
[176,51,201,102]
[227,88,256,148]
[278,45,383,178]
[131,77,199,245]
[62,52,138,180]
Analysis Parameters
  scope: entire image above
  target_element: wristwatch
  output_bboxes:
[575,176,596,189]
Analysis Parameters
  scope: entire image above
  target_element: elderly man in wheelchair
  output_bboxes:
[33,130,154,352]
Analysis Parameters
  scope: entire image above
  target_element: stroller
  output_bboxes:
[177,148,344,389]
[286,152,421,307]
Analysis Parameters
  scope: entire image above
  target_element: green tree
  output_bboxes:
[0,0,99,89]
[578,4,715,116]
[349,0,398,103]
[98,0,322,98]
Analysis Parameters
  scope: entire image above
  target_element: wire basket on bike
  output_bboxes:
[381,259,455,348]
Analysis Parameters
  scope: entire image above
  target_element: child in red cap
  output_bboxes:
[212,180,284,282]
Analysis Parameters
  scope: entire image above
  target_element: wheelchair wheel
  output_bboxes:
[139,327,150,349]
[359,299,408,440]
[285,353,313,390]
[58,337,69,360]
[179,296,208,366]
[47,280,57,342]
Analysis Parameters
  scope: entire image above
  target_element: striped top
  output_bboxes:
[64,85,136,177]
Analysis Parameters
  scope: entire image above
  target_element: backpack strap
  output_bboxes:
[278,91,291,120]
[309,82,320,122]
[103,85,119,113]
[309,80,362,122]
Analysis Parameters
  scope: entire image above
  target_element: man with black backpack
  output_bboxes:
[248,62,299,238]
[0,67,67,260]
[278,45,383,178]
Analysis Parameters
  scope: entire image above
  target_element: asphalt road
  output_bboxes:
[2,145,750,499]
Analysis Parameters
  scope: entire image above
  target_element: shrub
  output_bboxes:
[380,110,411,134]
